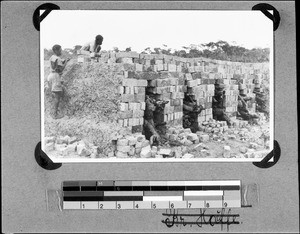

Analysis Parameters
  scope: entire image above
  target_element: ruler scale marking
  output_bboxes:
[62,180,241,210]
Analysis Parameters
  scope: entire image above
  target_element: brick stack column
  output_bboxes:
[114,52,148,134]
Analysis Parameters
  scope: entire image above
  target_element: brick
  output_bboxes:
[128,118,134,127]
[117,138,129,146]
[118,102,128,111]
[118,110,133,119]
[117,145,131,152]
[135,142,143,150]
[134,118,139,126]
[185,73,193,81]
[135,93,146,102]
[121,94,135,102]
[115,151,128,158]
[134,86,146,94]
[132,110,144,117]
[194,66,203,72]
[128,102,139,110]
[119,57,133,64]
[142,140,150,148]
[157,64,164,71]
[122,79,137,86]
[116,52,139,58]
[182,153,194,159]
[187,133,198,142]
[187,80,198,87]
[153,87,168,94]
[117,86,124,94]
[199,134,210,142]
[136,80,148,87]
[168,64,177,72]
[177,65,183,72]
[140,102,146,110]
[178,76,185,85]
[155,59,164,65]
[169,78,178,86]
[124,86,134,94]
[140,145,152,158]
[157,148,172,156]
[171,92,184,99]
[135,63,144,72]
[163,64,168,71]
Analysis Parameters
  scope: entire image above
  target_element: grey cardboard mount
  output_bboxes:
[1,1,298,233]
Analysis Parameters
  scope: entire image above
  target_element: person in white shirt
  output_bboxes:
[81,35,103,56]
[47,44,70,119]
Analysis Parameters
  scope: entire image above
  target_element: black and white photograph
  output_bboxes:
[41,10,273,162]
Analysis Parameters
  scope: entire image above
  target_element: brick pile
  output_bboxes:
[111,133,150,158]
[76,50,269,142]
[139,53,187,126]
[198,119,229,134]
[115,65,147,133]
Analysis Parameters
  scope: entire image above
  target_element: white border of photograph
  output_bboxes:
[41,10,274,163]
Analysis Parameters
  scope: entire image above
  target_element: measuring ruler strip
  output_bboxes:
[62,180,241,210]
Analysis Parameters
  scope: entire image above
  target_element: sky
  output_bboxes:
[41,10,272,52]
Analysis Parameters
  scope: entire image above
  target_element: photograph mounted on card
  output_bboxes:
[41,10,273,162]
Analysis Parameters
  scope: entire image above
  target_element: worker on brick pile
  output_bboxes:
[183,94,205,133]
[81,35,103,56]
[47,44,70,119]
[237,94,259,121]
[212,87,232,126]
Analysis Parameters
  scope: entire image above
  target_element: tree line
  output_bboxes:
[44,40,269,63]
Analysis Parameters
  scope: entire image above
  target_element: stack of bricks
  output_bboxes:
[185,72,214,122]
[138,54,187,126]
[179,58,214,124]
[111,133,150,158]
[233,63,268,114]
[147,76,185,125]
[226,82,241,120]
[114,52,149,133]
